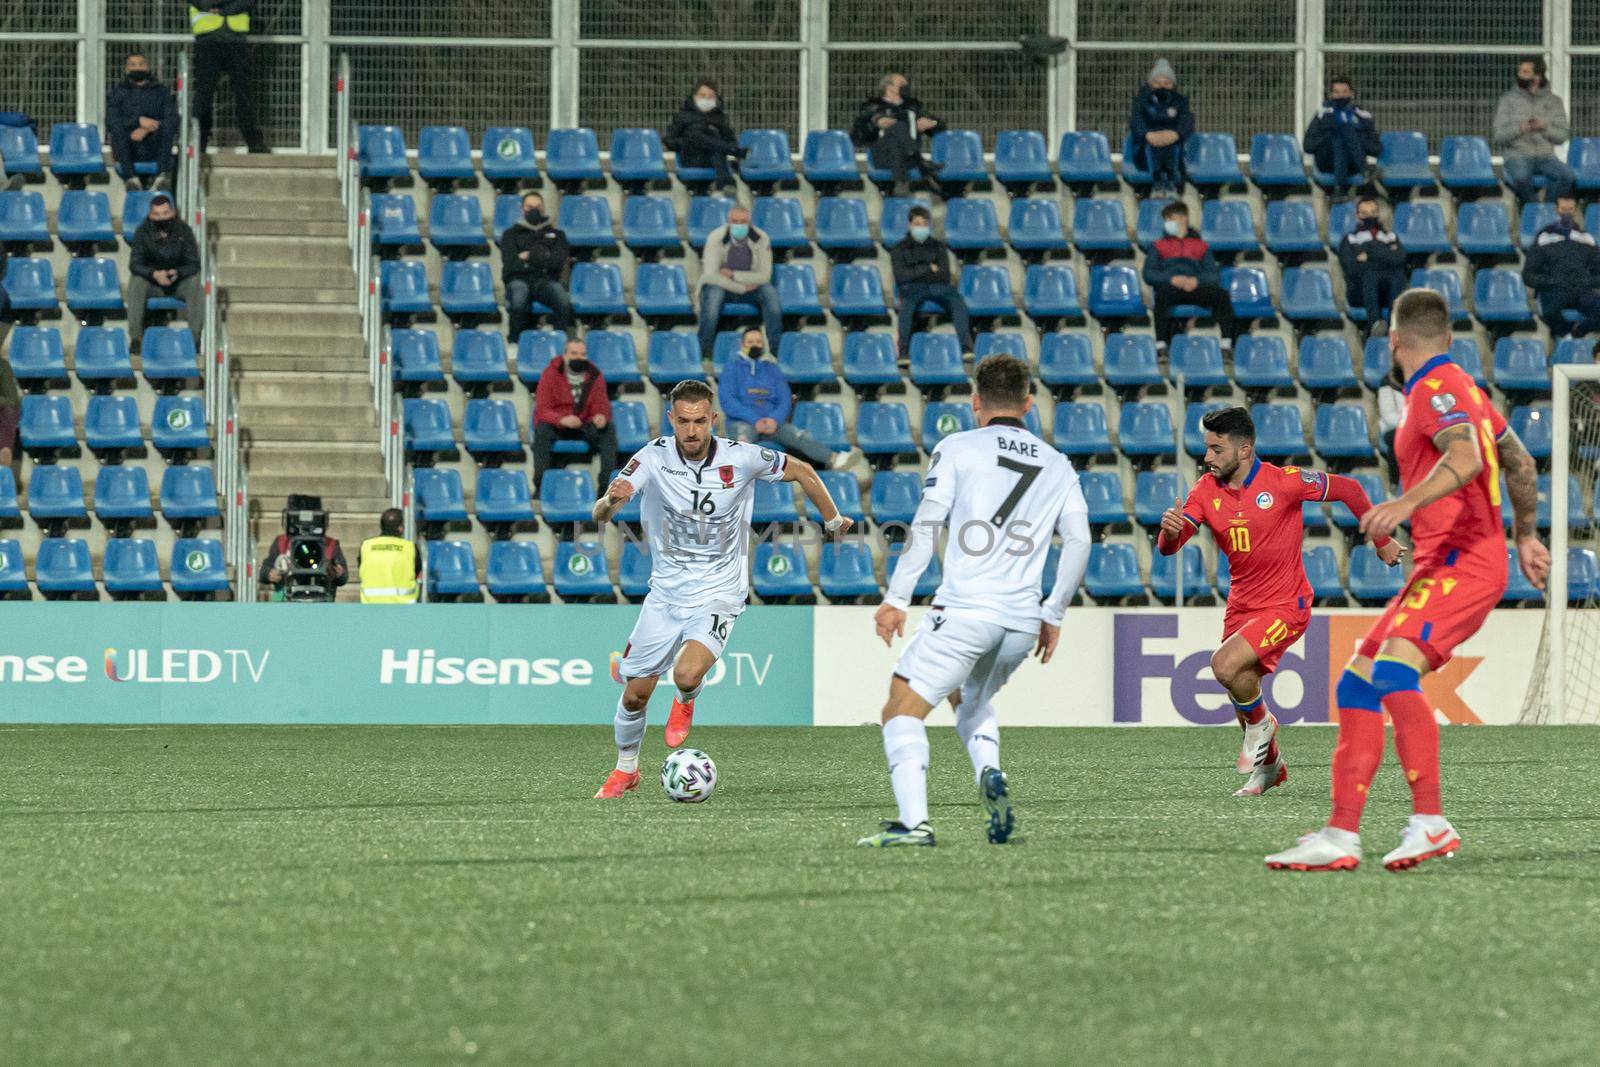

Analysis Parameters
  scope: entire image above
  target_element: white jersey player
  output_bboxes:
[858,355,1092,847]
[591,379,853,799]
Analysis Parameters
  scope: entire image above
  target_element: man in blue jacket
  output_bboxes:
[1304,76,1380,195]
[1128,59,1194,197]
[107,54,179,191]
[718,327,860,471]
[1143,202,1239,351]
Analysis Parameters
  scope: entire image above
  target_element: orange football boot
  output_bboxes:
[664,697,695,748]
[593,769,641,798]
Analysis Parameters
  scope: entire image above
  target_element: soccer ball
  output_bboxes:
[660,748,718,803]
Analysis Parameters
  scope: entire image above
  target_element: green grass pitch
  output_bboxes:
[3,724,1598,1064]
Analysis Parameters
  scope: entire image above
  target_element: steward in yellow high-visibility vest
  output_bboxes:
[190,1,267,153]
[358,509,420,604]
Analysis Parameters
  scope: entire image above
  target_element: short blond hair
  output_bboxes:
[1392,287,1450,346]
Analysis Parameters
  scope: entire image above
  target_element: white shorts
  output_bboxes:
[618,597,744,680]
[893,607,1036,710]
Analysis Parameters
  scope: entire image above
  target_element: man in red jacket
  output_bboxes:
[532,336,616,496]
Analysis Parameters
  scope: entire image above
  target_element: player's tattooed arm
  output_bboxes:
[1497,427,1540,542]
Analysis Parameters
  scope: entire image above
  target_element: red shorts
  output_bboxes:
[1223,601,1313,675]
[1358,549,1507,669]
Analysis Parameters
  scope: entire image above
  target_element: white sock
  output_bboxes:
[614,696,646,773]
[955,701,1000,783]
[882,715,930,829]
[675,680,703,704]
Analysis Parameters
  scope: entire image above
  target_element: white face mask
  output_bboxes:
[1163,219,1184,237]
[694,96,717,112]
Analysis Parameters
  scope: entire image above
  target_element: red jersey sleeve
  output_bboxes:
[1280,465,1330,503]
[1406,371,1477,441]
[1180,478,1206,530]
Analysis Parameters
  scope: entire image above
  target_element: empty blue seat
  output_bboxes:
[167,538,228,595]
[1223,267,1274,319]
[792,400,850,452]
[1264,200,1321,254]
[922,401,976,448]
[1119,132,1153,186]
[1511,404,1552,458]
[1104,333,1162,388]
[55,190,115,246]
[1475,268,1533,324]
[1299,335,1357,390]
[413,468,468,523]
[1084,542,1144,600]
[1023,264,1082,319]
[1119,401,1175,456]
[403,397,454,453]
[438,260,496,316]
[1038,332,1097,389]
[1569,548,1600,600]
[84,394,142,451]
[1078,470,1127,525]
[1439,136,1497,190]
[380,260,431,315]
[0,124,42,177]
[74,326,133,383]
[49,123,105,177]
[481,540,545,599]
[1169,334,1227,388]
[4,257,56,311]
[491,194,523,240]
[771,262,820,318]
[417,125,473,183]
[1058,131,1115,184]
[1300,546,1342,599]
[870,470,922,525]
[646,331,704,385]
[975,332,1027,361]
[1455,201,1515,256]
[806,470,865,525]
[554,540,612,599]
[779,332,836,385]
[29,465,87,520]
[614,401,650,453]
[739,129,795,184]
[392,327,444,382]
[686,196,733,249]
[842,332,900,386]
[829,263,886,317]
[1565,137,1600,193]
[994,130,1052,186]
[609,128,667,185]
[564,261,622,317]
[1280,267,1338,321]
[819,542,879,600]
[463,398,522,456]
[855,401,915,456]
[1362,337,1393,390]
[576,330,638,386]
[801,130,857,185]
[516,328,566,385]
[1554,336,1596,365]
[140,327,199,382]
[959,265,1014,317]
[1073,198,1131,251]
[119,191,155,242]
[370,193,421,246]
[1314,404,1373,458]
[1150,543,1204,602]
[538,469,593,525]
[427,194,487,250]
[1008,198,1068,252]
[0,539,25,591]
[1518,201,1557,251]
[1054,400,1115,457]
[878,197,930,247]
[885,542,942,600]
[451,330,509,384]
[0,189,48,243]
[8,326,65,383]
[628,262,690,320]
[424,540,479,597]
[481,126,538,184]
[1200,199,1258,253]
[545,128,603,183]
[1251,402,1307,458]
[929,130,986,183]
[35,537,96,594]
[1134,470,1184,526]
[815,196,874,252]
[1134,197,1173,248]
[1494,337,1551,391]
[102,538,163,594]
[617,541,653,599]
[157,464,218,523]
[1501,546,1543,603]
[1248,133,1307,188]
[559,195,615,249]
[20,394,75,451]
[1378,132,1432,189]
[358,125,408,180]
[1450,336,1489,387]
[1185,133,1243,186]
[1349,543,1404,602]
[752,478,796,525]
[1394,201,1450,256]
[945,198,1002,252]
[1234,335,1293,389]
[1089,264,1143,318]
[753,543,813,600]
[753,196,807,250]
[1410,268,1469,321]
[151,395,207,452]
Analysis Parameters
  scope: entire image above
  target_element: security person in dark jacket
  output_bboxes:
[851,73,945,198]
[1337,197,1407,337]
[107,54,179,191]
[499,191,573,341]
[1304,76,1380,194]
[1524,195,1600,338]
[127,191,205,351]
[890,206,971,356]
[664,80,744,194]
[1143,201,1237,349]
[190,0,267,153]
[1128,59,1194,197]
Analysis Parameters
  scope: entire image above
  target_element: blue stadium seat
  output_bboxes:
[617,541,653,599]
[491,194,523,241]
[1073,198,1130,252]
[20,394,76,451]
[1410,268,1469,321]
[1038,332,1097,389]
[1009,198,1068,252]
[1517,201,1557,251]
[1248,133,1307,188]
[1314,404,1373,458]
[1301,545,1342,599]
[56,190,115,246]
[753,543,812,600]
[614,401,650,454]
[579,330,640,386]
[632,262,693,320]
[1566,137,1600,193]
[84,394,142,452]
[463,398,521,457]
[1511,404,1552,458]
[922,401,976,448]
[1361,337,1392,390]
[8,326,66,384]
[559,195,615,249]
[481,126,538,184]
[1280,267,1338,321]
[792,400,850,452]
[1084,542,1143,600]
[842,332,900,387]
[975,332,1027,361]
[427,194,487,251]
[358,126,408,180]
[554,540,612,599]
[776,263,824,317]
[424,540,479,598]
[885,542,942,600]
[1439,136,1498,191]
[1058,131,1115,184]
[1169,334,1227,388]
[120,190,156,242]
[994,130,1052,187]
[1104,333,1161,388]
[1554,336,1596,366]
[29,465,87,521]
[49,123,105,178]
[1224,267,1274,319]
[545,128,603,183]
[1252,402,1307,458]
[1393,201,1450,256]
[35,537,96,595]
[1023,264,1082,320]
[1570,548,1600,601]
[686,195,733,249]
[451,330,509,384]
[474,468,534,526]
[1120,132,1153,187]
[371,193,421,246]
[869,471,921,525]
[0,538,25,592]
[1136,197,1174,247]
[1501,546,1543,604]
[1150,543,1204,602]
[1378,131,1432,190]
[0,189,48,244]
[3,257,56,311]
[570,262,628,316]
[169,538,229,595]
[778,332,836,385]
[1264,200,1321,254]
[1348,543,1403,602]
[74,326,132,384]
[1118,401,1175,456]
[1134,470,1184,526]
[855,401,915,457]
[959,265,1015,317]
[1299,336,1357,390]
[930,130,987,183]
[819,542,879,600]
[806,470,865,525]
[1088,265,1144,318]
[403,397,454,453]
[878,197,930,247]
[1077,470,1125,526]
[380,260,431,315]
[1474,268,1533,324]
[0,124,42,177]
[815,196,873,253]
[1327,201,1358,245]
[739,129,795,184]
[1185,133,1244,186]
[151,395,207,453]
[646,331,704,385]
[1449,336,1489,387]
[1200,199,1258,253]
[1494,337,1551,392]
[159,464,218,523]
[483,540,545,599]
[417,125,473,183]
[439,260,497,316]
[1233,334,1293,389]
[829,263,886,317]
[1454,201,1515,256]
[751,479,795,526]
[414,469,474,534]
[945,198,1002,253]
[609,128,667,185]
[516,328,566,385]
[539,469,594,525]
[140,327,200,384]
[393,327,444,383]
[801,130,857,185]
[103,538,163,595]
[753,196,807,251]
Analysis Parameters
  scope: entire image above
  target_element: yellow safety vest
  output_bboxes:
[190,5,250,35]
[358,536,418,604]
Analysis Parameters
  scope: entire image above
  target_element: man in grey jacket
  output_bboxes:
[1492,57,1574,204]
[696,204,783,360]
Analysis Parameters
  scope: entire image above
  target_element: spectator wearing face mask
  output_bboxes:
[890,206,972,357]
[1337,196,1407,338]
[718,326,860,471]
[1523,195,1600,338]
[665,79,745,194]
[107,53,179,192]
[1128,58,1194,198]
[696,204,782,361]
[1494,57,1574,204]
[851,73,945,198]
[532,337,617,493]
[1143,201,1238,352]
[500,191,573,342]
[1304,76,1379,196]
[1377,364,1403,485]
[127,191,204,353]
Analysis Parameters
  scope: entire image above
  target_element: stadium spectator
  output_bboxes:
[1128,58,1193,197]
[718,326,860,471]
[1377,367,1402,484]
[126,191,204,354]
[357,508,419,604]
[1493,57,1573,204]
[851,73,945,198]
[106,53,178,192]
[500,191,573,342]
[697,204,782,361]
[532,336,617,495]
[1523,195,1600,338]
[1143,201,1238,352]
[191,0,268,154]
[0,352,17,468]
[891,206,972,357]
[1337,197,1407,338]
[1304,75,1379,195]
[665,79,744,195]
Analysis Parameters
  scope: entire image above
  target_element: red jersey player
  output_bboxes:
[1158,406,1403,796]
[1267,288,1550,873]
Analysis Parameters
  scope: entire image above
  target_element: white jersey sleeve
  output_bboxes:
[617,440,662,496]
[732,440,790,484]
[1040,474,1091,626]
[883,442,956,610]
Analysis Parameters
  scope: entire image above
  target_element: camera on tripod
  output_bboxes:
[281,493,334,602]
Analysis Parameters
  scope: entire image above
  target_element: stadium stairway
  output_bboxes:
[207,153,385,599]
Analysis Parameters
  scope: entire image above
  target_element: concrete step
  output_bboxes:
[247,470,391,498]
[210,218,348,238]
[218,265,357,291]
[215,236,351,270]
[242,423,382,444]
[208,169,341,202]
[222,286,356,305]
[245,440,386,469]
[207,152,336,171]
[229,354,366,375]
[228,304,363,337]
[228,331,364,357]
[206,198,346,223]
[237,371,372,405]
[239,400,374,425]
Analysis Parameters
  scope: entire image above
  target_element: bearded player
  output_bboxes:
[1267,288,1549,871]
[1158,406,1404,796]
[590,380,853,799]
